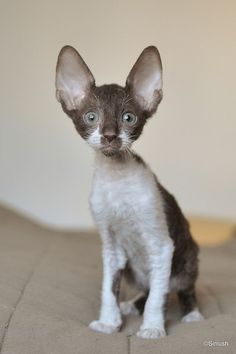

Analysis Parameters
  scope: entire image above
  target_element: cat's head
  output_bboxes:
[55,45,162,156]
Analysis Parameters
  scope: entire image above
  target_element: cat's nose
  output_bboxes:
[103,132,117,142]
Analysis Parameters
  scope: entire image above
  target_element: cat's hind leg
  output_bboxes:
[120,292,148,316]
[178,286,204,323]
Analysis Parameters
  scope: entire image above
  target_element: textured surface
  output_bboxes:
[0,205,235,354]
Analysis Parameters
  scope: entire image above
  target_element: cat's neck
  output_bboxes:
[94,149,145,169]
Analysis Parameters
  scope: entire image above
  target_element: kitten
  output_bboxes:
[55,45,204,339]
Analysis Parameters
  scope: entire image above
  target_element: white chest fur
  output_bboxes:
[89,152,172,289]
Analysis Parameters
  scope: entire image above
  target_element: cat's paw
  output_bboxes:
[89,320,121,334]
[120,301,139,316]
[181,309,204,323]
[136,327,166,339]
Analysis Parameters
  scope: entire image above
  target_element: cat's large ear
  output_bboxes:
[55,46,95,110]
[126,46,163,115]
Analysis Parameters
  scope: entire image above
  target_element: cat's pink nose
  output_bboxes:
[103,132,117,142]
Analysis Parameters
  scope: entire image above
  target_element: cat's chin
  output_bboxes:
[100,150,134,161]
[100,147,117,157]
[100,147,130,158]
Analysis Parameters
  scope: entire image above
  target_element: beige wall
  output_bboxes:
[0,0,235,229]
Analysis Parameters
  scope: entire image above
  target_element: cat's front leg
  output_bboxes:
[89,229,126,334]
[137,238,174,339]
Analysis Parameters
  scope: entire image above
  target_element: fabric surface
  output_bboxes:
[0,205,235,354]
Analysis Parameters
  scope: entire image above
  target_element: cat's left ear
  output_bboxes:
[126,46,163,115]
[55,46,95,111]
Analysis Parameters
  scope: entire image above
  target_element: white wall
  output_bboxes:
[0,0,235,229]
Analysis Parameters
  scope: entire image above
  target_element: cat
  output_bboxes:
[55,45,204,339]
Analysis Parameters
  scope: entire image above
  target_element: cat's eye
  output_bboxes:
[83,111,99,125]
[121,112,137,125]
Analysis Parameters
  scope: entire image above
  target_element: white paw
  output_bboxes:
[120,301,139,316]
[181,309,204,323]
[136,327,166,339]
[89,320,121,334]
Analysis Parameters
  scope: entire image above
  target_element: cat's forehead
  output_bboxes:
[95,84,127,104]
[93,84,137,113]
[75,83,143,120]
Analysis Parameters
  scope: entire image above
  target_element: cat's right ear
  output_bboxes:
[126,46,163,115]
[55,46,95,111]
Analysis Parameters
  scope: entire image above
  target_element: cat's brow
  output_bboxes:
[122,95,133,107]
[92,93,99,104]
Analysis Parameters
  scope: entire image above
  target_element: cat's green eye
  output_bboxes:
[121,112,137,125]
[83,111,99,125]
